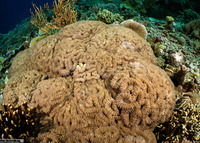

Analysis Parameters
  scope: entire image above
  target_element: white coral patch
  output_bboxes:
[121,41,135,50]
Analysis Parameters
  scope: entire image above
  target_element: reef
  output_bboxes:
[143,15,200,142]
[3,21,176,142]
[1,0,200,141]
[146,17,200,85]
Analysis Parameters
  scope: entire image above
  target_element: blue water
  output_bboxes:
[0,0,53,34]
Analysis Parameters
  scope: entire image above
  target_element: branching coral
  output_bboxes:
[154,95,200,142]
[4,21,176,142]
[30,0,77,35]
[0,102,39,139]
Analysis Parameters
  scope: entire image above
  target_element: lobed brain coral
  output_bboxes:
[3,21,175,142]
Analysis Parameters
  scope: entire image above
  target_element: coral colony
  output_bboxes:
[0,0,200,142]
[3,21,175,142]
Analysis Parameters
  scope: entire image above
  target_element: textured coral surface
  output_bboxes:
[4,21,175,142]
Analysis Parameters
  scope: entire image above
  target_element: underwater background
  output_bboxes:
[0,0,200,142]
[0,0,53,33]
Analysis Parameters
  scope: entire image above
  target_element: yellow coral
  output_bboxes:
[30,0,77,35]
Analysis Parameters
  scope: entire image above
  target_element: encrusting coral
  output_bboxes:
[3,21,176,142]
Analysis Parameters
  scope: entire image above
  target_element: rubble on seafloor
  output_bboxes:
[143,16,200,142]
[145,16,200,87]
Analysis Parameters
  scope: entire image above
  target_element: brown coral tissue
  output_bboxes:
[3,21,176,142]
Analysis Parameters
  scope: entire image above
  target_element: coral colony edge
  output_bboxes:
[0,0,200,143]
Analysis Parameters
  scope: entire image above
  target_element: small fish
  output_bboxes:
[6,50,14,56]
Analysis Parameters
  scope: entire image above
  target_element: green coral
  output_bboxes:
[95,9,124,24]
